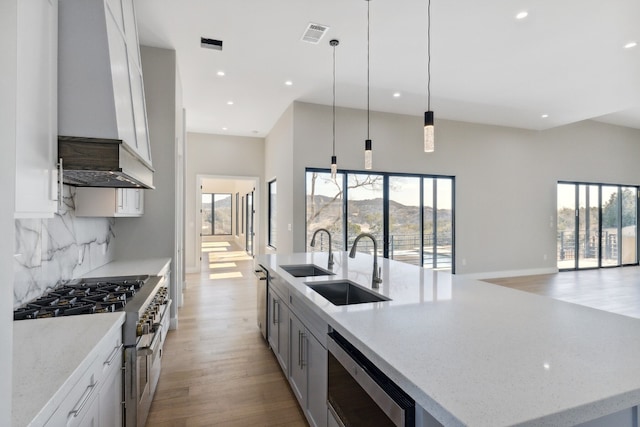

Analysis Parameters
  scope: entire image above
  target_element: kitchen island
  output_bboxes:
[258,252,640,427]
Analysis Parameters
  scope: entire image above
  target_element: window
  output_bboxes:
[235,193,239,236]
[268,180,277,248]
[307,171,344,252]
[306,169,455,271]
[202,193,232,235]
[557,182,639,270]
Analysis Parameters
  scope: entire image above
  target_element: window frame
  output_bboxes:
[305,168,455,272]
[268,179,277,249]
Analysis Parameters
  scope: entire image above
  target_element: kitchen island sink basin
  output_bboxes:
[280,264,335,278]
[306,280,389,305]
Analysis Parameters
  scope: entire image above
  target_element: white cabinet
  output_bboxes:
[268,286,289,373]
[289,311,328,427]
[58,0,152,167]
[15,0,59,218]
[99,346,124,427]
[45,325,123,427]
[75,187,144,217]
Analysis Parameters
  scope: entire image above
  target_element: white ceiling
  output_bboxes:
[135,0,640,138]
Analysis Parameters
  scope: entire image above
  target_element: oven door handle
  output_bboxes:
[139,329,162,356]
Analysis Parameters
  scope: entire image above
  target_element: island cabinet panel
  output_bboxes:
[15,0,59,219]
[575,406,638,427]
[288,311,327,427]
[267,285,289,373]
[263,267,328,427]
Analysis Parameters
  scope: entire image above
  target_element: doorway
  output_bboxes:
[195,175,259,272]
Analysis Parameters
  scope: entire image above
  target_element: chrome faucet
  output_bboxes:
[349,233,382,288]
[310,228,334,270]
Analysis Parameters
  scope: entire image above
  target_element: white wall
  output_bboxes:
[114,46,180,325]
[269,101,640,277]
[186,132,264,271]
[264,104,295,254]
[0,0,16,420]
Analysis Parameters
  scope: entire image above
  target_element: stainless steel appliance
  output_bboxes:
[13,274,171,427]
[327,330,415,427]
[121,275,171,427]
[254,265,268,339]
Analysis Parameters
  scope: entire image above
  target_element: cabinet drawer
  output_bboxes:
[289,293,328,348]
[44,353,103,427]
[45,326,123,426]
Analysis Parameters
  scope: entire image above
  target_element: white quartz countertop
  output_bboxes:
[258,252,640,427]
[81,257,171,278]
[12,313,125,427]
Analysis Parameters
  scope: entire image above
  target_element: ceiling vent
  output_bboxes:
[301,23,329,44]
[201,37,223,50]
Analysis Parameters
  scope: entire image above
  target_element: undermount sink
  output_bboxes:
[280,264,335,278]
[306,280,390,306]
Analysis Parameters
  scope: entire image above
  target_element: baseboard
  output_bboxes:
[170,317,179,330]
[457,267,559,281]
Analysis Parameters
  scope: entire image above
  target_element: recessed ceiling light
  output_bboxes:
[516,11,528,20]
[222,127,228,131]
[217,71,225,76]
[624,41,637,49]
[227,101,234,105]
[541,114,549,118]
[285,80,293,86]
[393,92,401,98]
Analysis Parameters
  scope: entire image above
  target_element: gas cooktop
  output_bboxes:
[14,275,150,320]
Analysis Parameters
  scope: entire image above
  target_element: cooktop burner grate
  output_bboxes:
[13,275,151,321]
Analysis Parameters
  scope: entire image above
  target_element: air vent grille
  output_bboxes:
[201,37,223,50]
[301,23,329,44]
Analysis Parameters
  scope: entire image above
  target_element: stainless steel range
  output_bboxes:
[13,274,172,427]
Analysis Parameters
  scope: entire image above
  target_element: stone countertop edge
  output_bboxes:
[257,252,640,427]
[12,312,125,427]
[81,257,171,278]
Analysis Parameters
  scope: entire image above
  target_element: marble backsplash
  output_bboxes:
[14,186,115,308]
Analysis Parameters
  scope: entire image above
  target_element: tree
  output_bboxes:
[602,189,636,228]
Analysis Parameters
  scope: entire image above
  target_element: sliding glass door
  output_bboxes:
[389,176,421,266]
[557,182,639,270]
[306,169,455,271]
[621,187,637,265]
[578,185,599,269]
[601,186,619,267]
[347,173,384,257]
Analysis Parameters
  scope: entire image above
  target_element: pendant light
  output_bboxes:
[424,0,435,152]
[364,0,373,170]
[330,39,339,180]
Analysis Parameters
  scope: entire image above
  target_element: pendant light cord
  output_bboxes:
[367,0,370,139]
[332,43,336,157]
[427,0,431,111]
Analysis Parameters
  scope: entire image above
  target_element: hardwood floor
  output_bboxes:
[484,266,640,319]
[146,238,307,426]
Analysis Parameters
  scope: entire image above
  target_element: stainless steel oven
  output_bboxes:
[123,276,171,427]
[327,330,415,427]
